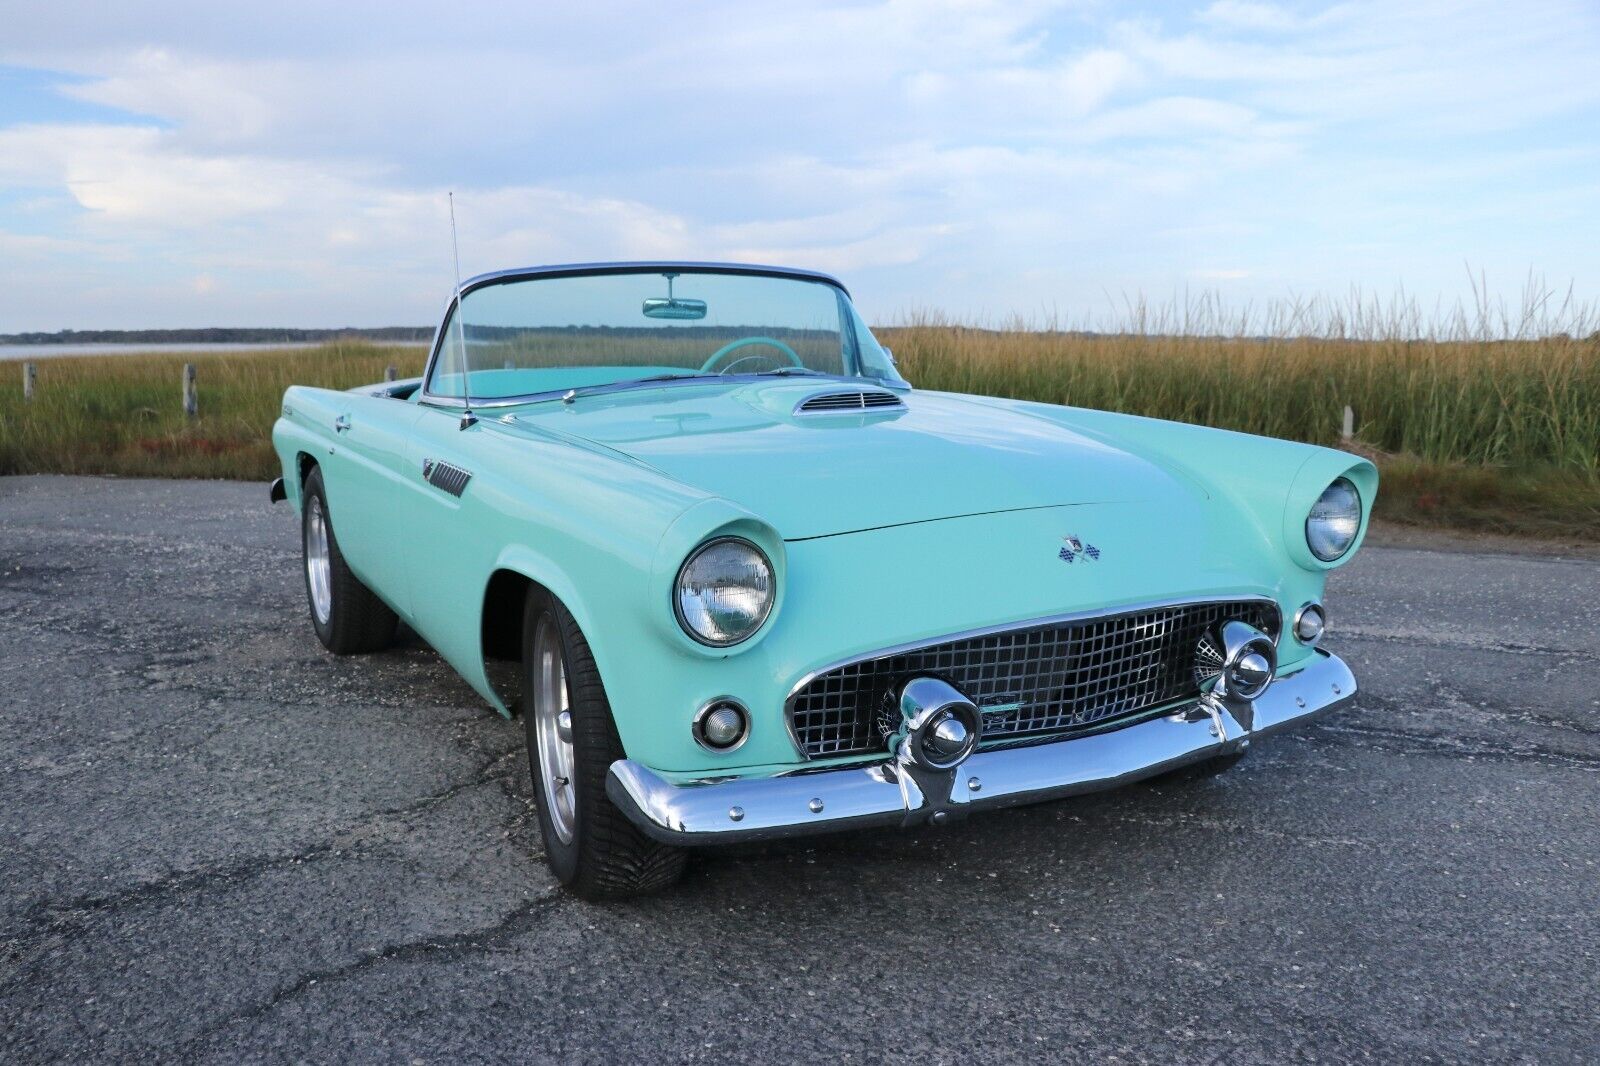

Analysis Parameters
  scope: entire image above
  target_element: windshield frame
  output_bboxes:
[417,261,896,410]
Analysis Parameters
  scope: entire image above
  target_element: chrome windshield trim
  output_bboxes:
[458,261,849,298]
[415,370,892,412]
[781,594,1281,760]
[418,261,860,409]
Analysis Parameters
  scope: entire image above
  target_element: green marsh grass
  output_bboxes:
[2,286,1596,541]
[0,342,426,480]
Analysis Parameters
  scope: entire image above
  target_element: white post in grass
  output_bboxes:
[1341,405,1354,443]
[384,365,397,382]
[22,362,36,402]
[183,363,198,418]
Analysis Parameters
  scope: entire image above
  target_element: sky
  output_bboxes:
[1,0,1597,331]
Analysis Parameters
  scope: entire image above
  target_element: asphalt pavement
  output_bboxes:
[2,475,1597,1063]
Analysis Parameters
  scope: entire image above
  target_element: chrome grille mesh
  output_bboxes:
[787,599,1279,758]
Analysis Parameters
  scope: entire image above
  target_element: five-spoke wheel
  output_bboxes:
[521,588,686,898]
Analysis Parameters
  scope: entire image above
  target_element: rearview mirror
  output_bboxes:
[643,297,707,320]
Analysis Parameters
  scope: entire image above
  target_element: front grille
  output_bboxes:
[787,599,1280,758]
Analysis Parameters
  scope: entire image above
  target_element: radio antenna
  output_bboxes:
[449,191,476,429]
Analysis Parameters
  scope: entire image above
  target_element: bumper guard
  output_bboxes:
[607,649,1355,846]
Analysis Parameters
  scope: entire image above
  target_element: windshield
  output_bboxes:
[426,269,901,401]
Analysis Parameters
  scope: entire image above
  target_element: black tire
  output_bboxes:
[301,466,398,655]
[522,588,686,899]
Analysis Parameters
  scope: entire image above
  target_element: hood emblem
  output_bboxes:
[1058,535,1101,564]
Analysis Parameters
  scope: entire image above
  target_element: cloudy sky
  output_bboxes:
[1,0,1597,330]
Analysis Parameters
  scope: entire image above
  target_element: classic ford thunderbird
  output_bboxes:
[271,262,1373,898]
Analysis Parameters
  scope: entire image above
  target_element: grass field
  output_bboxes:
[2,320,1596,541]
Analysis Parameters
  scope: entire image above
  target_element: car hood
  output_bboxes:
[506,380,1202,540]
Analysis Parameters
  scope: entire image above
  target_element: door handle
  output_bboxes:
[334,414,352,434]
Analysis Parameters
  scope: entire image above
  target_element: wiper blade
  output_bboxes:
[631,372,707,383]
[753,367,825,377]
[551,372,714,403]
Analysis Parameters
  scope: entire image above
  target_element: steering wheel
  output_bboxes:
[699,336,803,374]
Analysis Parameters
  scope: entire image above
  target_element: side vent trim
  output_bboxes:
[422,458,473,498]
[794,389,905,415]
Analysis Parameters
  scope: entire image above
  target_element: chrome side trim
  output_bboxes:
[781,594,1280,759]
[607,649,1355,847]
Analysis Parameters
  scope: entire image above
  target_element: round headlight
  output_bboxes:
[674,537,774,647]
[1305,477,1362,562]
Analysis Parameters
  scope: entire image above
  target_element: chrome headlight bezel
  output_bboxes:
[1293,601,1326,645]
[673,536,776,647]
[1305,477,1363,562]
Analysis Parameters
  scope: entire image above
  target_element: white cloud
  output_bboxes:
[1198,2,1304,31]
[0,1,1597,328]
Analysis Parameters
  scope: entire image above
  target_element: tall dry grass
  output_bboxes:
[883,281,1600,473]
[0,342,425,480]
[885,325,1600,472]
[1,283,1596,539]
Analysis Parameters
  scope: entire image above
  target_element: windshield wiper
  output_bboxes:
[631,372,708,384]
[753,367,826,377]
[549,371,712,403]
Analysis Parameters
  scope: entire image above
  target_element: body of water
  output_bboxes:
[0,341,428,361]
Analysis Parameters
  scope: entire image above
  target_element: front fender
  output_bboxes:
[983,397,1378,573]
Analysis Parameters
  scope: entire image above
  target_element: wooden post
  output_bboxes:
[22,362,36,402]
[384,365,398,382]
[183,363,198,418]
[1341,405,1354,442]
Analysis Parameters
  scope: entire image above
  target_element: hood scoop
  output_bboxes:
[794,388,905,415]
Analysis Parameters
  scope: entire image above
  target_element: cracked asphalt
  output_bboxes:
[2,474,1597,1063]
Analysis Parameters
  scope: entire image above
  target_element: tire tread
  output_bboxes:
[526,592,686,899]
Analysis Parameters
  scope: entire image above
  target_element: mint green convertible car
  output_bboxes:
[271,262,1375,898]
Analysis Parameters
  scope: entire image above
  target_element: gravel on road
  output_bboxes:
[2,475,1597,1063]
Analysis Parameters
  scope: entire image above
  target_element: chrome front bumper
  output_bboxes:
[607,649,1356,846]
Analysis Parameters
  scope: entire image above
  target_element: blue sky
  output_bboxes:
[1,0,1597,330]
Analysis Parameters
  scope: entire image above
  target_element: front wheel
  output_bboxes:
[522,589,686,899]
[301,466,398,655]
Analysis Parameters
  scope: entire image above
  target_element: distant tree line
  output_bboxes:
[0,327,434,345]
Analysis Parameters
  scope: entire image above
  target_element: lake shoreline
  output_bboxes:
[0,341,430,361]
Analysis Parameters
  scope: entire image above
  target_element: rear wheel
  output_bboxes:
[522,588,686,898]
[301,466,398,655]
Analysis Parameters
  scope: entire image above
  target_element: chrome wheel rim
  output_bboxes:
[305,495,333,626]
[533,615,577,845]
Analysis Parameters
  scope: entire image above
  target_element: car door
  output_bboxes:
[396,400,497,672]
[321,392,425,622]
